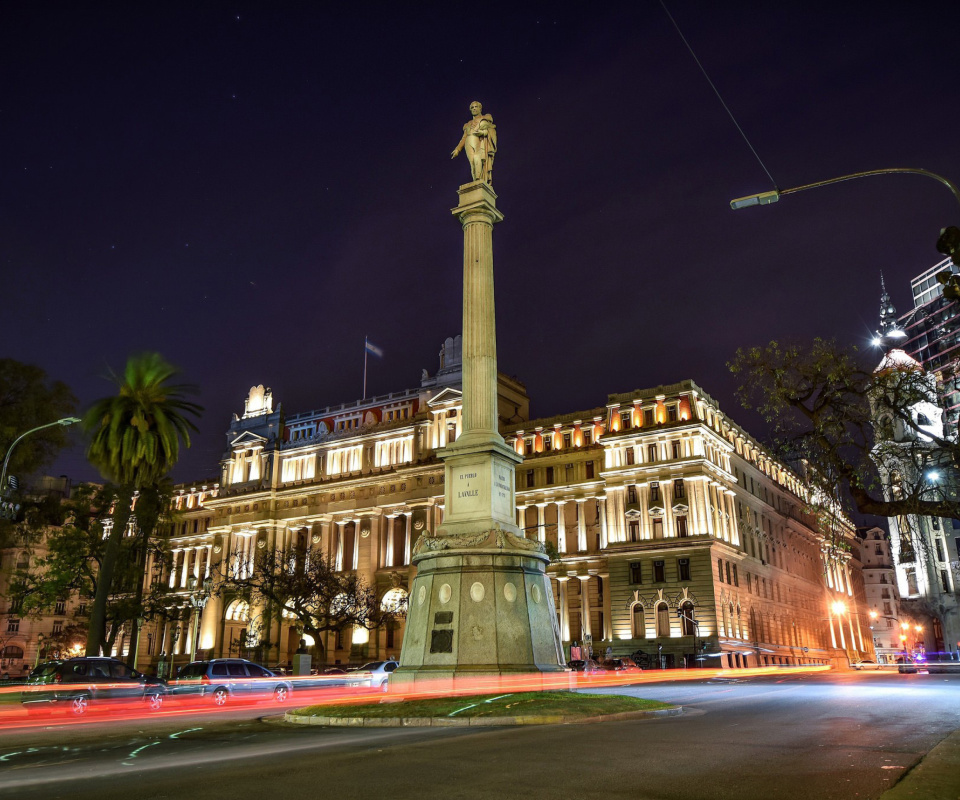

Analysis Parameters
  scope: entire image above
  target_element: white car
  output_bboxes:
[348,660,399,688]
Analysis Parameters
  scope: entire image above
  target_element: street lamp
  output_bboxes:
[0,417,81,519]
[730,168,960,212]
[34,633,45,668]
[187,575,213,663]
[130,616,146,672]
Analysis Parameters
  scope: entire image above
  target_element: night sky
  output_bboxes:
[5,2,960,485]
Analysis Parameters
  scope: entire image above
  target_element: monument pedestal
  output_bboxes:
[392,176,565,687]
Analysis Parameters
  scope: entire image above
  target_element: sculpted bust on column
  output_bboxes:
[450,101,497,185]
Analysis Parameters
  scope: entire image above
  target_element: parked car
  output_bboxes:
[348,660,399,689]
[851,660,881,671]
[566,659,606,674]
[21,657,166,716]
[599,657,642,673]
[168,659,293,706]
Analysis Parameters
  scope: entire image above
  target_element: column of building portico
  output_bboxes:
[385,514,396,568]
[724,491,739,545]
[198,543,219,656]
[578,575,593,644]
[556,501,567,553]
[536,503,547,543]
[695,479,714,537]
[403,512,412,565]
[516,504,526,535]
[599,572,612,641]
[168,549,180,589]
[557,577,571,643]
[334,520,346,571]
[596,497,607,550]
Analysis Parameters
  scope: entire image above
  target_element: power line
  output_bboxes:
[660,0,779,191]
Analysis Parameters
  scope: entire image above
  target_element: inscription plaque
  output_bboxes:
[434,611,454,625]
[430,629,454,653]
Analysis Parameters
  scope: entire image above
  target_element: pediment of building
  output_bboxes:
[427,387,463,408]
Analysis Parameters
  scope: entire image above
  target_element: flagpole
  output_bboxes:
[363,337,368,400]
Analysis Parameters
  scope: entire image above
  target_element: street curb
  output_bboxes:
[283,705,682,727]
[880,728,960,800]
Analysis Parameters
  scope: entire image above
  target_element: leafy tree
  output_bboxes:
[0,359,77,484]
[82,353,201,655]
[729,338,960,521]
[215,543,407,661]
[9,483,174,657]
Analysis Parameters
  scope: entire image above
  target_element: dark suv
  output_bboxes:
[21,657,166,715]
[169,658,292,706]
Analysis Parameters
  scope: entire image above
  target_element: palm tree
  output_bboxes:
[83,353,202,655]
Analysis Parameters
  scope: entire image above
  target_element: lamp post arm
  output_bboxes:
[779,168,960,210]
[731,168,960,212]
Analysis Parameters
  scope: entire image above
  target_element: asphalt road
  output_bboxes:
[1,671,957,800]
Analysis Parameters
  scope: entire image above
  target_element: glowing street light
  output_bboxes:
[831,600,847,616]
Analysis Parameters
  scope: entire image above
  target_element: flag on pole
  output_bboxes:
[365,338,384,358]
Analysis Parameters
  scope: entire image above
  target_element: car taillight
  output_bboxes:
[201,674,210,683]
[53,673,62,684]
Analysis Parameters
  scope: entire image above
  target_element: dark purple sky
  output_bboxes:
[5,2,960,484]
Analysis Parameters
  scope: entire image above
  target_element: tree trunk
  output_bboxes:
[85,484,133,656]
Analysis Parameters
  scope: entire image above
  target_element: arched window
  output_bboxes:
[381,588,408,614]
[679,602,695,636]
[631,603,645,638]
[225,599,250,622]
[1,645,24,660]
[656,602,671,638]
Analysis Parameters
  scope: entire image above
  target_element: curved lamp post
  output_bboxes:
[0,417,82,517]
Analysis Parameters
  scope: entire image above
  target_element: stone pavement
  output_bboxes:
[882,729,960,800]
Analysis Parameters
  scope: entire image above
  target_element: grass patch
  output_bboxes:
[291,690,672,719]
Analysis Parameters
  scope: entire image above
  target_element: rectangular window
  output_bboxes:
[630,562,642,584]
[565,463,574,479]
[563,433,572,448]
[732,564,739,586]
[745,572,752,594]
[676,515,688,537]
[672,441,681,459]
[654,560,665,582]
[585,461,595,479]
[584,430,592,445]
[525,440,533,455]
[526,470,535,488]
[627,485,638,504]
[883,602,892,615]
[717,558,724,582]
[546,466,555,485]
[935,538,946,562]
[647,444,657,462]
[644,409,654,426]
[625,447,635,465]
[55,598,66,615]
[628,520,640,542]
[621,412,631,430]
[674,479,685,498]
[725,562,732,584]
[650,483,660,502]
[52,620,63,635]
[668,405,678,422]
[678,558,691,581]
[941,570,951,591]
[543,436,552,451]
[6,619,19,633]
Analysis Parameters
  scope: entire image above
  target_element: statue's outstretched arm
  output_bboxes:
[451,132,467,158]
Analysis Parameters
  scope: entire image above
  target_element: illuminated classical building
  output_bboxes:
[858,526,902,660]
[137,338,869,672]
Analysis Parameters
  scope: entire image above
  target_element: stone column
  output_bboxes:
[386,515,396,568]
[599,572,613,641]
[536,503,547,543]
[556,501,566,552]
[578,575,593,640]
[597,498,607,550]
[403,512,412,565]
[575,500,587,552]
[557,577,571,642]
[169,550,180,589]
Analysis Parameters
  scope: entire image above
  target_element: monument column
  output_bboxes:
[392,105,564,684]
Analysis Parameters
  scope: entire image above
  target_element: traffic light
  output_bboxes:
[937,225,960,267]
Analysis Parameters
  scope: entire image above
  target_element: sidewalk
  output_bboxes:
[881,728,960,800]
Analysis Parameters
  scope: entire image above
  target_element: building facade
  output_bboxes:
[858,526,902,661]
[134,339,871,674]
